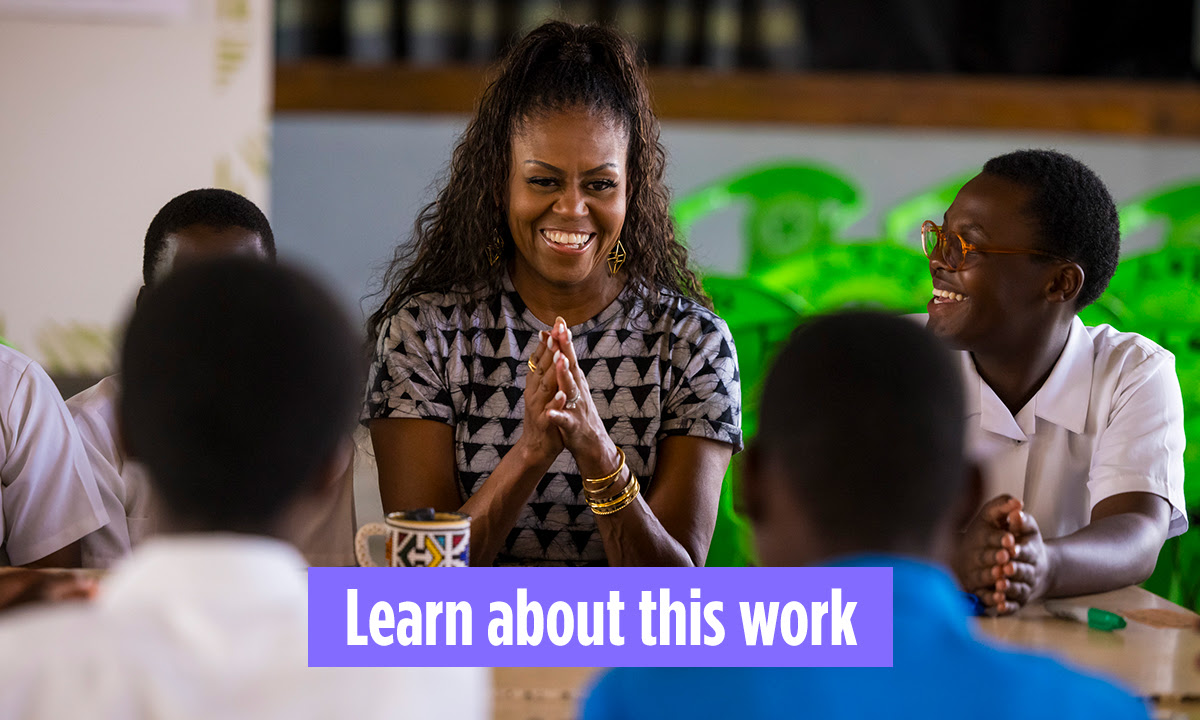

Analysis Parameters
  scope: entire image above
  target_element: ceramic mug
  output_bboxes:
[354,509,471,567]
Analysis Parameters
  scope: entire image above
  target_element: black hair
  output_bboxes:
[120,258,361,533]
[982,149,1120,309]
[756,312,965,551]
[142,188,277,284]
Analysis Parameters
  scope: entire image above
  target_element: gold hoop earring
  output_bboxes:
[608,239,626,275]
[487,230,503,266]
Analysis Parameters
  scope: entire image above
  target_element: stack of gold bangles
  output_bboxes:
[584,447,640,516]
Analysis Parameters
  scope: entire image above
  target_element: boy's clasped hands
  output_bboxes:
[957,495,1054,615]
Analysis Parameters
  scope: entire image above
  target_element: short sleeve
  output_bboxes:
[1,359,109,565]
[1087,349,1187,538]
[65,381,142,566]
[72,421,135,567]
[659,313,743,452]
[363,304,455,426]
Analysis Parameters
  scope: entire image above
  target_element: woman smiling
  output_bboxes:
[365,22,741,567]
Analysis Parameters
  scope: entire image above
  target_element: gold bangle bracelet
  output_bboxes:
[584,463,627,501]
[583,447,626,487]
[587,471,636,508]
[592,495,636,515]
[589,473,640,511]
[583,475,618,499]
[591,475,640,516]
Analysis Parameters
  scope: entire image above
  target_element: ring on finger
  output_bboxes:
[564,390,582,409]
[527,358,539,374]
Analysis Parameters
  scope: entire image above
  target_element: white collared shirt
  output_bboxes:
[0,345,108,564]
[958,317,1187,539]
[0,535,489,720]
[69,376,357,567]
[67,375,146,566]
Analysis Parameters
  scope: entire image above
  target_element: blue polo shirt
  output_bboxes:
[581,556,1148,720]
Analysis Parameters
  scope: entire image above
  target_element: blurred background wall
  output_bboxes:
[0,0,271,377]
[273,116,1200,321]
[268,0,1200,321]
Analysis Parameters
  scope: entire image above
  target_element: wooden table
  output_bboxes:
[976,586,1200,714]
[494,667,596,720]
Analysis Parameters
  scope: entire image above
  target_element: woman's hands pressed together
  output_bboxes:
[521,326,567,467]
[540,317,622,479]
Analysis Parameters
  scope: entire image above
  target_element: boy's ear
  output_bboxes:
[1044,262,1084,305]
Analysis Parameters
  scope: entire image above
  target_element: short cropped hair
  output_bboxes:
[982,149,1120,309]
[142,189,277,285]
[120,259,361,532]
[756,312,965,550]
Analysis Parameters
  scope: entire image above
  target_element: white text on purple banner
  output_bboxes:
[308,567,892,667]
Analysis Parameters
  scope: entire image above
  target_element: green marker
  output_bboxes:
[1045,601,1127,631]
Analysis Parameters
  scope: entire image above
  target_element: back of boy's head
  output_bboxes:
[120,258,361,533]
[142,188,277,285]
[756,312,965,552]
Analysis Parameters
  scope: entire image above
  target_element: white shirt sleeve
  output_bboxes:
[68,379,141,566]
[2,355,109,564]
[1087,348,1188,538]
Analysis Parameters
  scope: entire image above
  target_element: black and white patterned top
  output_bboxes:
[365,275,742,566]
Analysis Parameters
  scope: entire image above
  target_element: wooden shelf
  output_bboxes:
[275,62,1200,138]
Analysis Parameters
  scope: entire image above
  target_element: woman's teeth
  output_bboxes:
[544,230,591,249]
[933,288,966,302]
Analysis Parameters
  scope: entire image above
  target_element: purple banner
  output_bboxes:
[308,567,892,667]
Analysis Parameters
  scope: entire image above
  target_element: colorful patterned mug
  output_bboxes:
[354,509,471,567]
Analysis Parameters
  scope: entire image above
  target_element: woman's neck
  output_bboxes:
[509,263,626,327]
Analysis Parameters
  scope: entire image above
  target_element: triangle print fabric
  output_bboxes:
[366,276,742,566]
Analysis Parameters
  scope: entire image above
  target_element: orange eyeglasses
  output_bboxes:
[921,220,1063,270]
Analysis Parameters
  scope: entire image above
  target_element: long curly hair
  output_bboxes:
[368,20,709,344]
